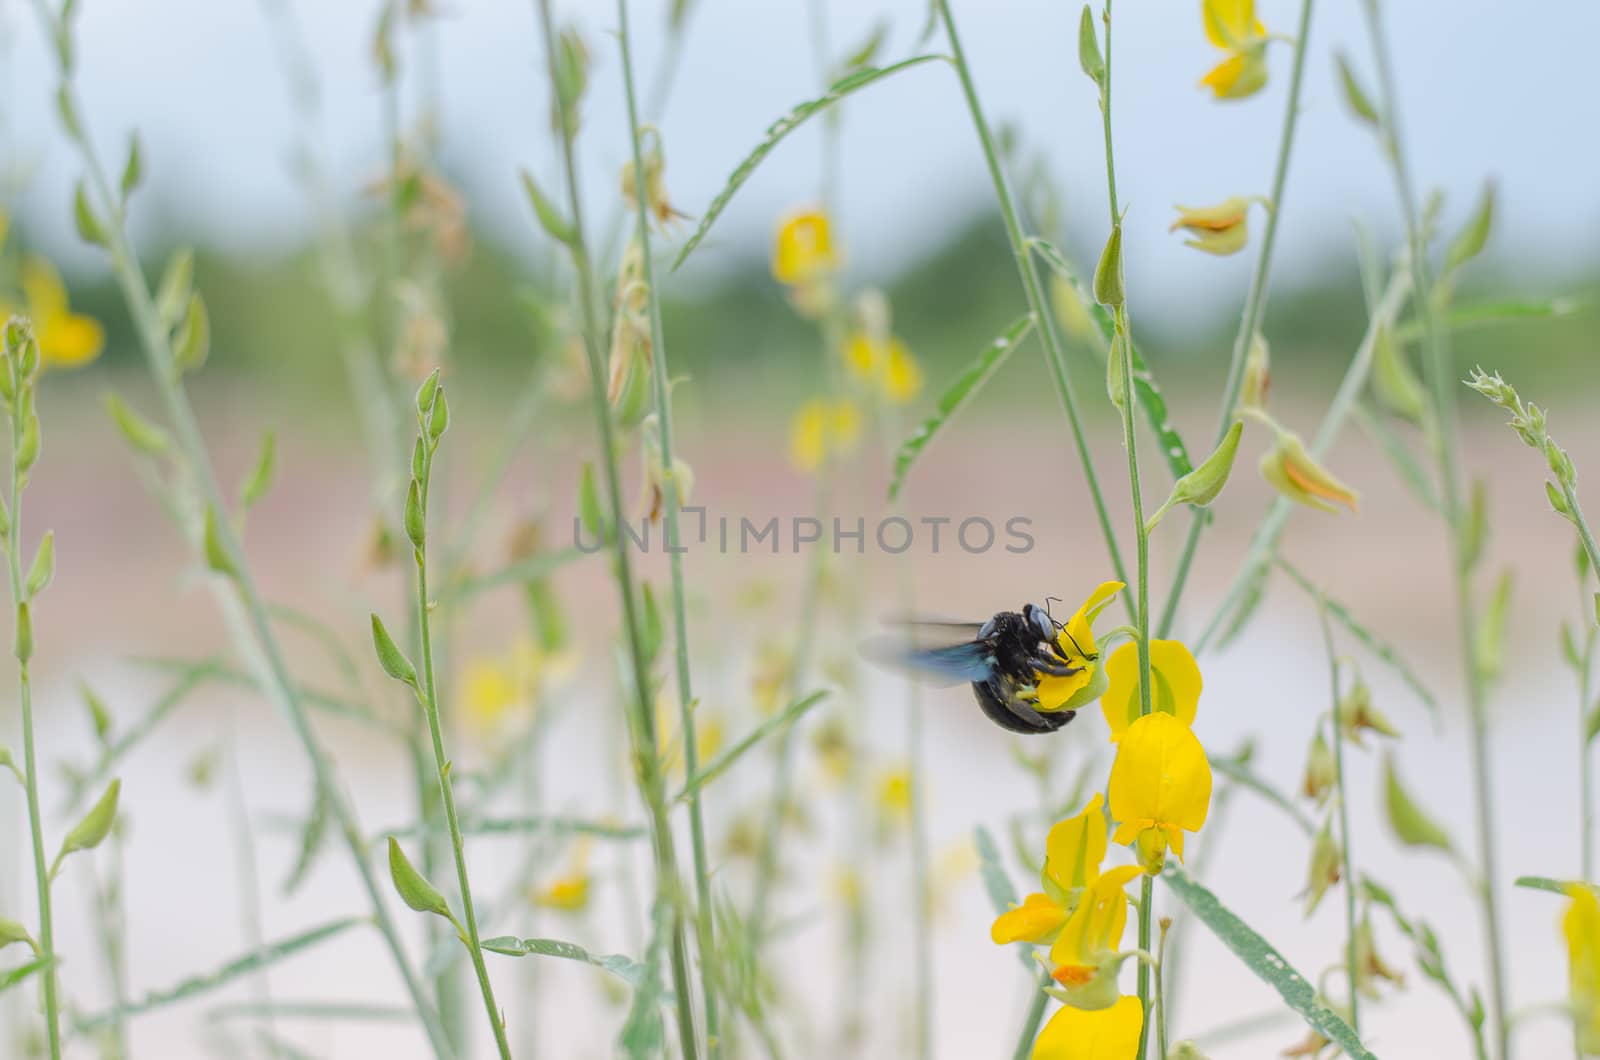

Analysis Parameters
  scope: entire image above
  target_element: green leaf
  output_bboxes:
[481,935,649,988]
[73,180,108,248]
[173,292,211,372]
[1334,53,1379,126]
[382,815,645,844]
[1092,224,1124,307]
[240,431,276,509]
[519,170,576,247]
[205,1000,413,1024]
[386,838,451,920]
[0,955,54,997]
[1445,181,1495,274]
[672,54,947,270]
[155,249,195,331]
[578,462,606,541]
[1161,864,1377,1059]
[676,690,829,802]
[837,18,889,73]
[74,918,362,1030]
[1381,753,1455,852]
[203,506,236,577]
[1031,239,1193,480]
[403,479,426,550]
[120,132,144,200]
[55,778,120,874]
[1516,875,1600,898]
[443,545,586,601]
[1354,402,1442,514]
[281,784,329,897]
[1077,5,1104,84]
[368,614,418,688]
[26,531,55,598]
[1461,479,1488,572]
[639,581,664,665]
[0,916,34,952]
[1277,560,1438,721]
[104,392,170,455]
[888,314,1034,501]
[14,602,32,664]
[1474,568,1513,685]
[1371,322,1426,425]
[80,681,113,744]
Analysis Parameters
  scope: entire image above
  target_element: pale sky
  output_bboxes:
[4,0,1598,328]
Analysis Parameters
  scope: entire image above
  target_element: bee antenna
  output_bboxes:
[1043,595,1064,628]
[1059,626,1090,659]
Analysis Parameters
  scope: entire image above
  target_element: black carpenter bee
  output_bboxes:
[867,601,1094,735]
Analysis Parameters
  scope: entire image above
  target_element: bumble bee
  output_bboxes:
[865,601,1093,735]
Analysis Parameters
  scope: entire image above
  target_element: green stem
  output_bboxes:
[1093,5,1154,1053]
[27,6,453,1054]
[1157,0,1316,639]
[531,3,699,1056]
[7,357,60,1060]
[1317,599,1359,1032]
[1357,6,1507,1057]
[413,442,513,1060]
[615,2,719,1052]
[1580,625,1595,883]
[1011,970,1052,1060]
[1154,917,1171,1060]
[933,0,1131,604]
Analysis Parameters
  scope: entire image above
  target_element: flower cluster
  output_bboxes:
[991,584,1214,1058]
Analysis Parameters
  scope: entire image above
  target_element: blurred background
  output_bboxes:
[1,0,1598,1057]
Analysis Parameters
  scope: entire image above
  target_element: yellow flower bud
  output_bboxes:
[772,207,841,288]
[1170,198,1252,256]
[1353,918,1405,1000]
[1259,428,1360,513]
[1240,331,1270,411]
[1300,727,1335,806]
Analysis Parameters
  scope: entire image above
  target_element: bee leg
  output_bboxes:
[1029,655,1082,678]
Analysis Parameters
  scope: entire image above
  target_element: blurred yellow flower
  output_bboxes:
[0,256,105,369]
[1109,712,1212,873]
[771,207,840,287]
[1032,994,1143,1060]
[992,794,1108,946]
[1200,0,1270,100]
[1047,864,1143,1010]
[532,839,593,912]
[845,332,923,404]
[789,397,861,473]
[1565,884,1600,1053]
[1035,581,1124,713]
[1169,198,1252,256]
[459,639,575,732]
[1099,640,1202,742]
[462,656,520,730]
[656,698,724,777]
[876,765,913,825]
[1260,429,1359,513]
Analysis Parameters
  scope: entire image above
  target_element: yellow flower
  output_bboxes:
[771,207,840,287]
[0,256,105,369]
[1032,995,1144,1060]
[461,656,521,731]
[876,765,913,825]
[1565,885,1600,1053]
[1099,640,1202,742]
[1260,429,1359,513]
[1035,581,1125,713]
[789,397,861,473]
[845,332,923,404]
[532,839,593,912]
[1199,0,1270,100]
[991,794,1108,946]
[1047,864,1143,1010]
[1170,198,1252,256]
[1109,713,1213,873]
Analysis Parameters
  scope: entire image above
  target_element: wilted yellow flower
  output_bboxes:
[845,332,923,404]
[772,207,840,287]
[1032,995,1143,1060]
[532,840,593,912]
[1170,198,1252,256]
[1109,712,1213,873]
[1047,864,1143,1010]
[1353,919,1405,999]
[1240,331,1270,411]
[1565,884,1600,1053]
[1260,429,1359,513]
[789,397,861,473]
[1337,680,1399,745]
[992,794,1108,946]
[1200,0,1270,100]
[1099,640,1202,742]
[1035,581,1125,713]
[1301,819,1342,917]
[620,127,685,228]
[1300,727,1335,806]
[0,256,105,369]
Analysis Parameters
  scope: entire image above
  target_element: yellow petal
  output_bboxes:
[1109,712,1213,836]
[1044,793,1107,893]
[39,312,105,368]
[1200,49,1268,100]
[1035,581,1123,711]
[1201,0,1261,49]
[1170,198,1251,232]
[1565,886,1600,1052]
[1181,220,1250,257]
[844,333,877,383]
[1100,640,1203,742]
[789,400,827,472]
[1049,864,1142,969]
[991,892,1069,945]
[883,339,923,403]
[1032,995,1144,1060]
[771,207,840,287]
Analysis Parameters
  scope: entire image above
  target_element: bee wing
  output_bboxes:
[859,634,994,687]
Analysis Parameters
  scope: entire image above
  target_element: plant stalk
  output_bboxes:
[1317,598,1359,1033]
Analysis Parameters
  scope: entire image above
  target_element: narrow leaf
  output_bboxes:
[155,250,195,331]
[369,614,418,688]
[0,955,54,997]
[74,181,108,247]
[1516,875,1600,898]
[26,531,55,598]
[1334,53,1379,126]
[104,392,170,455]
[672,55,947,270]
[888,314,1033,501]
[519,169,577,247]
[1162,864,1377,1059]
[203,506,236,577]
[1445,181,1495,274]
[173,292,211,372]
[1381,753,1455,852]
[676,690,829,802]
[56,779,121,872]
[240,431,276,509]
[480,935,649,988]
[120,132,144,199]
[1077,5,1104,84]
[74,919,362,1029]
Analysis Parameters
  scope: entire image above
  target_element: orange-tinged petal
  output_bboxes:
[1100,640,1203,742]
[1044,793,1107,893]
[1109,712,1212,837]
[1032,995,1143,1060]
[1261,431,1359,513]
[991,892,1069,945]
